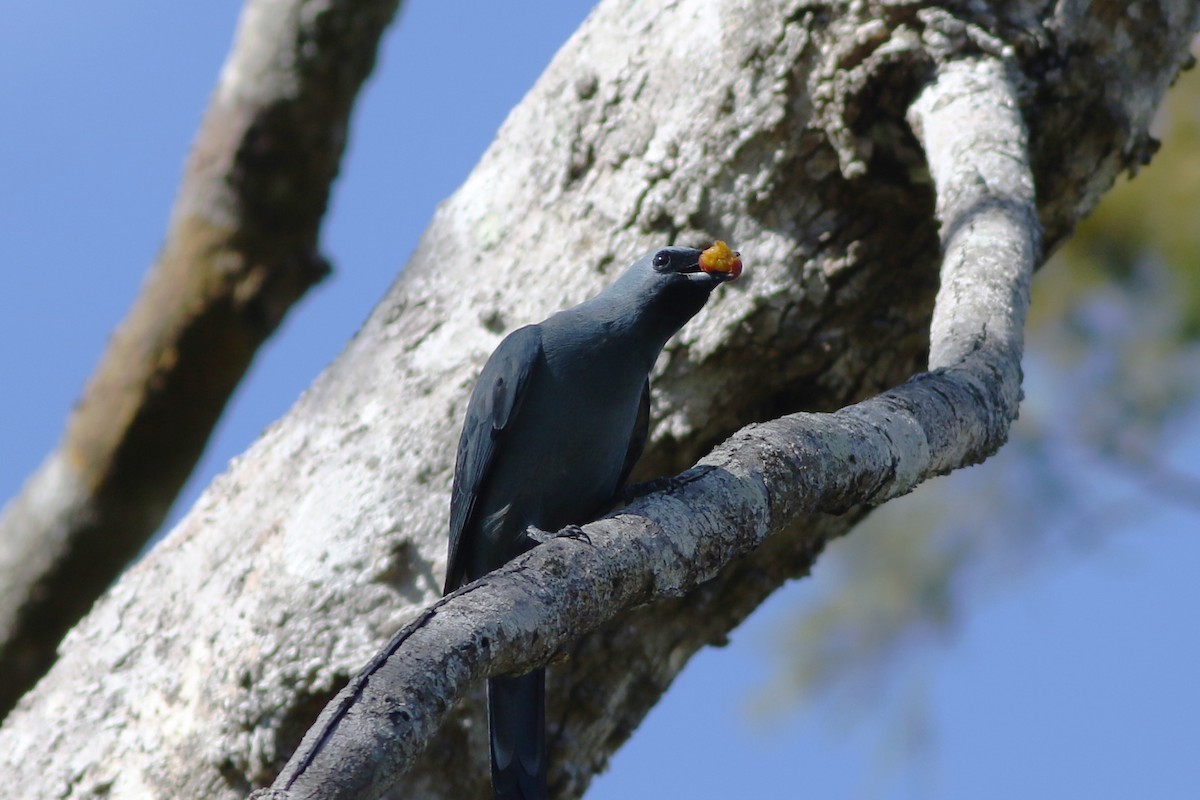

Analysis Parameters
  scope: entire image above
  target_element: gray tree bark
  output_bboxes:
[1,2,1195,799]
[0,0,400,718]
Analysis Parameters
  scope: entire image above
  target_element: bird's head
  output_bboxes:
[641,241,742,282]
[607,241,742,341]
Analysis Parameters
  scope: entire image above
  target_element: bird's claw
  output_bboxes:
[619,464,717,503]
[525,524,593,547]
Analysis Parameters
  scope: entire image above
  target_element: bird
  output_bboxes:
[444,241,742,799]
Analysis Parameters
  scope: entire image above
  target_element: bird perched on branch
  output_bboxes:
[444,242,742,800]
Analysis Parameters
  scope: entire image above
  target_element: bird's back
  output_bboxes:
[465,314,648,575]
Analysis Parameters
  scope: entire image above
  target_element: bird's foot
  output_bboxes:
[619,465,717,503]
[525,524,593,548]
[618,476,674,503]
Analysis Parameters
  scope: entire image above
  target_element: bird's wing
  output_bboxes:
[616,379,651,489]
[444,324,543,594]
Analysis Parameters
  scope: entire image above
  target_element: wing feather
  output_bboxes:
[444,325,543,594]
[616,379,651,490]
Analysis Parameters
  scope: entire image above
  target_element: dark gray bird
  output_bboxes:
[444,243,741,800]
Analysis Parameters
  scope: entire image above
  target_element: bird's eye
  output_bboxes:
[652,250,671,270]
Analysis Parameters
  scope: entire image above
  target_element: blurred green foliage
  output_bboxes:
[756,50,1200,764]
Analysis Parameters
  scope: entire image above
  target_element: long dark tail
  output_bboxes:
[487,669,546,800]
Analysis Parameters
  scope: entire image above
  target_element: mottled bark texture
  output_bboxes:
[3,1,1197,799]
[0,0,401,718]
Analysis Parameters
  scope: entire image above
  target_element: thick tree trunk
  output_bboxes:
[1,2,1194,799]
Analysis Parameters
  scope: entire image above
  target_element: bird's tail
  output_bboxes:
[487,669,547,800]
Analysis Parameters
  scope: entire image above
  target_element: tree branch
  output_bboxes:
[0,0,401,717]
[259,56,1038,800]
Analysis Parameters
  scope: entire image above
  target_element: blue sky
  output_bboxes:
[2,3,1197,798]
